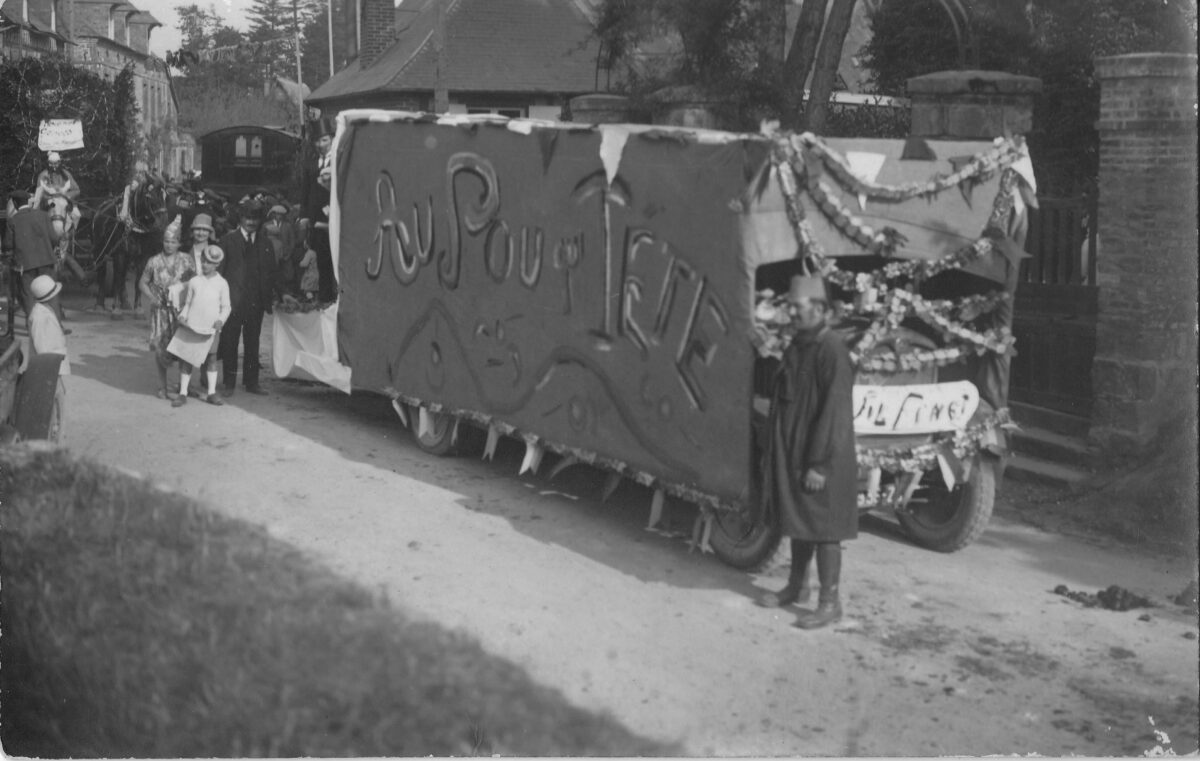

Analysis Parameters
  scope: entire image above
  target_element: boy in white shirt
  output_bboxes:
[167,245,231,407]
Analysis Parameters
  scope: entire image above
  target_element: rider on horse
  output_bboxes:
[31,151,88,285]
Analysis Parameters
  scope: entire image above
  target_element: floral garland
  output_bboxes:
[753,287,1012,367]
[794,132,1022,203]
[854,408,1015,474]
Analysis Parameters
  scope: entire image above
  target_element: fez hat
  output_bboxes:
[788,274,828,304]
[48,151,62,163]
[191,213,215,232]
[30,274,63,303]
[202,245,225,265]
[163,214,183,243]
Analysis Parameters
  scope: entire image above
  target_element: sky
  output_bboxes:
[134,0,254,57]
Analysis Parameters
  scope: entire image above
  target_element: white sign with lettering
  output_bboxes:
[38,119,84,151]
[853,381,979,435]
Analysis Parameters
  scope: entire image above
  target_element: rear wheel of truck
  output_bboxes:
[897,455,996,552]
[408,404,457,456]
[709,509,783,571]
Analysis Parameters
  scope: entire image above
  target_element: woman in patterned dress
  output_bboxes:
[138,215,194,400]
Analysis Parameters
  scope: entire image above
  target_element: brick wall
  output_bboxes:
[1090,53,1199,453]
[359,0,394,69]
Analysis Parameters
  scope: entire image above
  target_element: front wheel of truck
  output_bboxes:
[709,508,783,571]
[408,405,457,456]
[896,454,996,552]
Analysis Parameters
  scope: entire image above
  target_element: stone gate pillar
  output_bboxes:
[1090,53,1199,453]
[907,70,1041,139]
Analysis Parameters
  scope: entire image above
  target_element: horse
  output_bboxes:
[42,195,89,285]
[80,180,168,313]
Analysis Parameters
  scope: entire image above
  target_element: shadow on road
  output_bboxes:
[61,298,1193,605]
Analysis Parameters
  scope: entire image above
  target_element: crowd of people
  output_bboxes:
[4,117,338,413]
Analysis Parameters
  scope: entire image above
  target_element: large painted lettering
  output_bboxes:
[337,120,755,504]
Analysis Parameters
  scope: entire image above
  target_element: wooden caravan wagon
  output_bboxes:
[196,125,301,201]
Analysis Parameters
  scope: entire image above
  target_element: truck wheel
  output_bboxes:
[709,509,783,571]
[897,455,996,552]
[408,404,457,456]
[13,355,64,442]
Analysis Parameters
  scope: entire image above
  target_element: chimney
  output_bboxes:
[21,0,28,22]
[359,0,394,69]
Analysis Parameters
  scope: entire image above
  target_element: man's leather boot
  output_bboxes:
[757,540,814,608]
[794,542,842,629]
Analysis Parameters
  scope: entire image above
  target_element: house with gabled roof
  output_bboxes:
[0,0,71,60]
[307,0,604,120]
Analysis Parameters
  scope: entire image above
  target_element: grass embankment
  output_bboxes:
[0,444,676,758]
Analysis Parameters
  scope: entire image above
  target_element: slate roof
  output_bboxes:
[309,0,602,105]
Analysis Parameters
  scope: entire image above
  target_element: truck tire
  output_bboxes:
[709,508,783,571]
[897,455,996,552]
[13,354,64,442]
[408,404,457,456]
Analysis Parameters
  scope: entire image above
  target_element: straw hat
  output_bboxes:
[202,245,225,265]
[191,213,214,232]
[269,204,288,217]
[30,274,62,303]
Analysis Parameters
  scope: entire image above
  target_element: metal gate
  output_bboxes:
[1011,194,1098,417]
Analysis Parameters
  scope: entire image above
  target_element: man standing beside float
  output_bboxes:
[217,200,278,396]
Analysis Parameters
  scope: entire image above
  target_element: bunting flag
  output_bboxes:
[167,36,292,67]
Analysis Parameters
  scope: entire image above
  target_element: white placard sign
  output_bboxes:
[853,381,979,435]
[38,119,84,151]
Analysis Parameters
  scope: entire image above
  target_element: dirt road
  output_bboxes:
[52,293,1199,756]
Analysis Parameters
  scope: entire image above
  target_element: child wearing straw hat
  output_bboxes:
[167,245,230,407]
[139,215,194,400]
[25,274,71,376]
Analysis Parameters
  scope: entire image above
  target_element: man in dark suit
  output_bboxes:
[3,190,61,320]
[217,200,278,395]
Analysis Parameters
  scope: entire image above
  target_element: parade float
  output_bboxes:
[273,110,1036,566]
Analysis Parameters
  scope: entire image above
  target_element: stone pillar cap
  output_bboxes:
[907,70,1043,96]
[1094,53,1198,79]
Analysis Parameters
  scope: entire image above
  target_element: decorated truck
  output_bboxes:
[276,110,1035,567]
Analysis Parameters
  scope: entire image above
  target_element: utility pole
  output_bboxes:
[292,0,305,128]
[327,0,335,80]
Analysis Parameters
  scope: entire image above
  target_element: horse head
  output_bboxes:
[130,180,168,235]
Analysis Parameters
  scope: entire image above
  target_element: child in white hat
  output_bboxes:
[166,245,230,407]
[25,274,71,376]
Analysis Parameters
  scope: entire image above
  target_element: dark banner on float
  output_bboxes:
[335,119,769,504]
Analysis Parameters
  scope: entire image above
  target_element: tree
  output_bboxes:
[595,0,862,131]
[172,3,298,133]
[0,58,140,197]
[859,0,1197,192]
[300,0,363,90]
[246,0,302,77]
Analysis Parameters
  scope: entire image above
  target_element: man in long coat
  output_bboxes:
[217,200,277,395]
[756,274,857,629]
[4,190,60,320]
